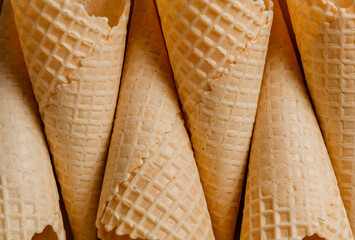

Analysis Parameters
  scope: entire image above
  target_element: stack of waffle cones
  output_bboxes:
[286,0,355,235]
[10,0,130,238]
[0,0,64,239]
[96,0,214,239]
[5,0,353,239]
[155,0,273,238]
[241,0,353,239]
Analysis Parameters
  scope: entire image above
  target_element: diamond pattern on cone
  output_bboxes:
[10,0,130,238]
[240,1,353,239]
[0,1,65,239]
[96,0,214,239]
[155,0,273,238]
[287,0,355,235]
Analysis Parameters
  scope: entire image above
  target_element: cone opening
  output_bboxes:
[303,234,326,240]
[71,0,127,27]
[32,225,58,240]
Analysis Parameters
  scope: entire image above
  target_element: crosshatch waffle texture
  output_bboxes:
[240,1,353,239]
[96,0,214,239]
[155,0,273,239]
[10,0,130,239]
[286,0,355,235]
[0,0,65,239]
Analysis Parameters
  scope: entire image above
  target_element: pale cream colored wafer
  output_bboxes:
[0,0,65,239]
[10,0,130,239]
[240,1,353,239]
[155,0,273,239]
[286,0,355,235]
[96,0,214,239]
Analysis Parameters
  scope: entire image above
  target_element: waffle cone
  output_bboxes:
[286,0,355,235]
[0,1,64,239]
[10,0,130,239]
[155,0,273,239]
[96,0,214,239]
[240,1,353,239]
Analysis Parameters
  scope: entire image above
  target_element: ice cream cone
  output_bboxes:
[155,0,273,239]
[286,0,355,235]
[240,1,353,239]
[96,0,214,239]
[10,0,131,239]
[0,0,65,239]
